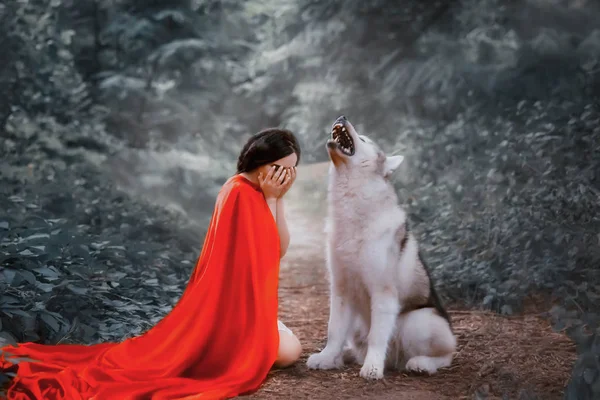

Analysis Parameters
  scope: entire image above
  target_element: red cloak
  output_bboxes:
[0,175,281,400]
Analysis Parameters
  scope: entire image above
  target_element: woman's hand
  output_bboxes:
[258,166,287,200]
[278,167,296,198]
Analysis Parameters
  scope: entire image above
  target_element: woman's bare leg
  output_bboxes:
[274,320,302,368]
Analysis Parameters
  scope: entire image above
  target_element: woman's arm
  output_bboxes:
[266,197,277,223]
[258,166,292,258]
[259,166,280,227]
[275,198,290,258]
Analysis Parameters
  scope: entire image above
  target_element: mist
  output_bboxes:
[73,0,600,220]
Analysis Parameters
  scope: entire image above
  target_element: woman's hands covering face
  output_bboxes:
[278,166,296,198]
[258,166,296,200]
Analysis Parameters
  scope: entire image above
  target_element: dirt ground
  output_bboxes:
[245,163,578,400]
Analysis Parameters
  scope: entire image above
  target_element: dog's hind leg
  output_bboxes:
[359,291,399,380]
[384,328,405,370]
[343,318,368,365]
[398,308,456,374]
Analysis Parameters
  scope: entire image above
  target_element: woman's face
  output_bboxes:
[257,152,298,178]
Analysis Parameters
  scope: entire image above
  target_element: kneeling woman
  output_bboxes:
[236,128,303,370]
[1,128,303,399]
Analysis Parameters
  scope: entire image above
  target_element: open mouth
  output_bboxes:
[330,123,355,156]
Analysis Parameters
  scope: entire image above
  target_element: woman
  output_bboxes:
[1,128,303,399]
[237,128,303,369]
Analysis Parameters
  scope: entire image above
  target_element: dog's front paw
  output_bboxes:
[306,351,344,370]
[359,362,384,380]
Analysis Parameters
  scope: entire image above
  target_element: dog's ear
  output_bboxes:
[384,155,404,178]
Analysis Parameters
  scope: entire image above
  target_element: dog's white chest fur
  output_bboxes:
[326,172,404,276]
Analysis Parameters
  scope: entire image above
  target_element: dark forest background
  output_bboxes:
[1,0,599,398]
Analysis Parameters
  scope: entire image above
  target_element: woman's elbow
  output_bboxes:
[279,241,289,258]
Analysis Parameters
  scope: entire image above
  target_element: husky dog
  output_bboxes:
[306,116,456,380]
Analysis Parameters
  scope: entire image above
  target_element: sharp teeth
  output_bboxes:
[342,127,346,132]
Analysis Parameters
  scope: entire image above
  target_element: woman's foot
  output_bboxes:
[274,321,302,368]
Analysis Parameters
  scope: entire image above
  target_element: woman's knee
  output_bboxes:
[275,332,302,368]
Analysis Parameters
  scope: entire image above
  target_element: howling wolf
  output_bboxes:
[306,116,456,380]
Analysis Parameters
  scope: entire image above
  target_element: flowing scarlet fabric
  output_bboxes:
[0,175,281,400]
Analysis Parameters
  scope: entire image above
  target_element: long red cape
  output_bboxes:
[1,175,281,400]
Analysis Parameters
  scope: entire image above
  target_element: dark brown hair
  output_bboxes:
[236,128,301,173]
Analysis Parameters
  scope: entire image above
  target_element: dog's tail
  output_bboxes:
[418,250,452,327]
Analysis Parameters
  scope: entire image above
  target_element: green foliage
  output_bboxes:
[549,307,600,400]
[57,0,253,155]
[0,168,200,348]
[0,0,90,127]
